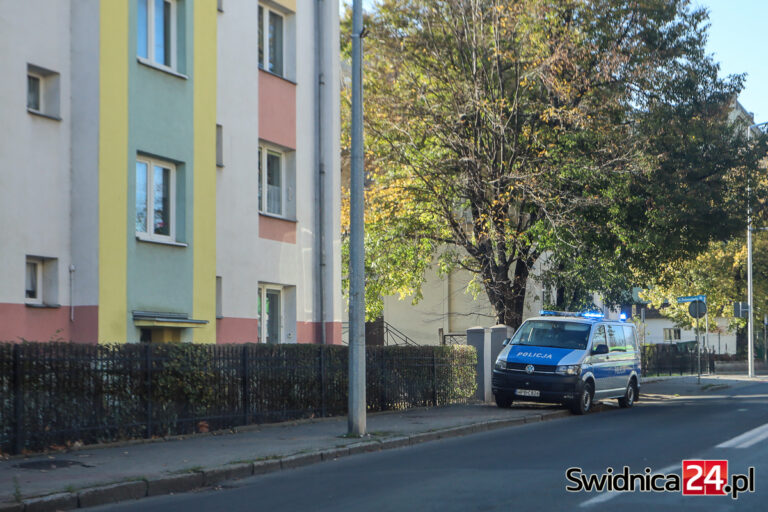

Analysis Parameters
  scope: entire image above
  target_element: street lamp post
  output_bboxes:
[348,0,366,436]
[747,121,768,378]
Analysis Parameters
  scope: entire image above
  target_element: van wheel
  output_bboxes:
[495,394,513,409]
[570,382,593,415]
[618,379,638,408]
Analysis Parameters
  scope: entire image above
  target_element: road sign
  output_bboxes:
[734,302,750,318]
[677,295,707,304]
[688,300,706,319]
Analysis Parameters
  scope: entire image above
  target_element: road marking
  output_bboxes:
[717,422,768,449]
[578,464,678,508]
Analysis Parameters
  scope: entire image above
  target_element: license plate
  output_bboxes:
[515,389,540,397]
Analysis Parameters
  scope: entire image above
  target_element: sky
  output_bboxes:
[342,0,766,124]
[697,0,767,124]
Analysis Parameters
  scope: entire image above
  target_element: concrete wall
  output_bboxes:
[0,0,73,341]
[383,253,557,345]
[126,0,197,342]
[641,317,737,355]
[215,1,342,344]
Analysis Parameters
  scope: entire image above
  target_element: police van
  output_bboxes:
[492,311,640,414]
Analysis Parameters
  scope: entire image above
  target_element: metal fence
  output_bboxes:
[641,344,717,377]
[0,342,476,455]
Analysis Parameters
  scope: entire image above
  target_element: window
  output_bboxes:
[25,256,58,306]
[25,258,42,304]
[591,325,607,352]
[623,326,638,351]
[607,325,626,352]
[26,64,61,119]
[258,146,284,216]
[137,0,176,69]
[216,124,224,167]
[258,286,282,344]
[663,328,681,341]
[27,75,41,111]
[258,5,283,76]
[136,156,176,242]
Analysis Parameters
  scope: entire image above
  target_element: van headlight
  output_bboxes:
[494,359,507,370]
[555,364,581,376]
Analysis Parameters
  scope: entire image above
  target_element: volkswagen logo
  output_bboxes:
[525,364,534,374]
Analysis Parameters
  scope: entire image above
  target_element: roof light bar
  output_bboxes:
[539,310,605,319]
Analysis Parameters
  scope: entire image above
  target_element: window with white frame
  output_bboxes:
[137,0,177,69]
[258,4,283,76]
[663,328,681,341]
[25,257,43,304]
[26,64,61,119]
[257,285,282,344]
[136,156,177,242]
[258,146,284,216]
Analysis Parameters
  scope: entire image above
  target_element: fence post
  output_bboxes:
[432,350,438,406]
[242,344,250,425]
[319,346,326,417]
[144,344,153,439]
[379,348,386,410]
[12,344,23,455]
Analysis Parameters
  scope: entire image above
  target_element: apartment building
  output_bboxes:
[0,0,342,345]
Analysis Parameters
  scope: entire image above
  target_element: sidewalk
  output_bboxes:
[3,375,759,511]
[0,402,571,511]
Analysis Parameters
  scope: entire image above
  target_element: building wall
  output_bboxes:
[0,0,341,345]
[641,317,737,355]
[215,0,342,345]
[0,0,74,342]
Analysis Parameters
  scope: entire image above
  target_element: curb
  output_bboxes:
[2,408,573,511]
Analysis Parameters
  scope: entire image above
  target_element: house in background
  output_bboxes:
[0,0,342,345]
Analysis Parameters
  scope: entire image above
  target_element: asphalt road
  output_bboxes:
[91,380,768,512]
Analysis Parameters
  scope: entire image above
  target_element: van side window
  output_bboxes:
[592,325,607,352]
[623,326,638,351]
[607,325,626,352]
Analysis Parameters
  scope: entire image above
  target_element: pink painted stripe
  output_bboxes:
[0,303,97,344]
[216,317,260,344]
[258,70,296,149]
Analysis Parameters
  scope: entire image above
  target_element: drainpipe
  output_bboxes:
[69,264,76,321]
[315,0,327,344]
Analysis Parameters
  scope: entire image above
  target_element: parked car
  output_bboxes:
[491,311,640,414]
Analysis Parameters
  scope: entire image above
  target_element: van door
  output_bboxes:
[623,324,640,379]
[588,324,613,396]
[607,324,631,392]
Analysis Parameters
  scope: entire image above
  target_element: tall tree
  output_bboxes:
[341,0,765,327]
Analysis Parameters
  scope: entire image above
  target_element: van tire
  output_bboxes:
[570,382,593,415]
[495,394,513,409]
[618,379,638,408]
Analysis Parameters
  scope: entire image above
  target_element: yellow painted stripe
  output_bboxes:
[192,0,217,343]
[98,0,129,343]
[270,0,296,12]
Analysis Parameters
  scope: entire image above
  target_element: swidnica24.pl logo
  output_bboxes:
[566,461,755,499]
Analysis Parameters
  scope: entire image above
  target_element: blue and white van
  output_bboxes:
[491,311,641,414]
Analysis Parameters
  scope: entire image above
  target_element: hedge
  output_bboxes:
[0,342,476,454]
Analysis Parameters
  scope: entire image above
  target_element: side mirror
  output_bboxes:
[591,344,609,355]
[502,338,511,347]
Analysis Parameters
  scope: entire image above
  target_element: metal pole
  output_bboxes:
[348,0,366,436]
[748,213,755,378]
[696,304,701,384]
[704,305,708,374]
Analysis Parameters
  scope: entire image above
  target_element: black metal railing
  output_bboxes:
[641,344,717,377]
[340,321,420,346]
[0,342,476,455]
[441,333,467,346]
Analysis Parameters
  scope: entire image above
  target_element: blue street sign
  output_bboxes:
[677,295,707,304]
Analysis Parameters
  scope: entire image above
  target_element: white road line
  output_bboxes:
[716,422,768,448]
[578,464,679,508]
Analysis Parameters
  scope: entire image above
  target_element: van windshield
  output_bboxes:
[510,320,591,350]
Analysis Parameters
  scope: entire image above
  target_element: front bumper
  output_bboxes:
[492,369,583,403]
